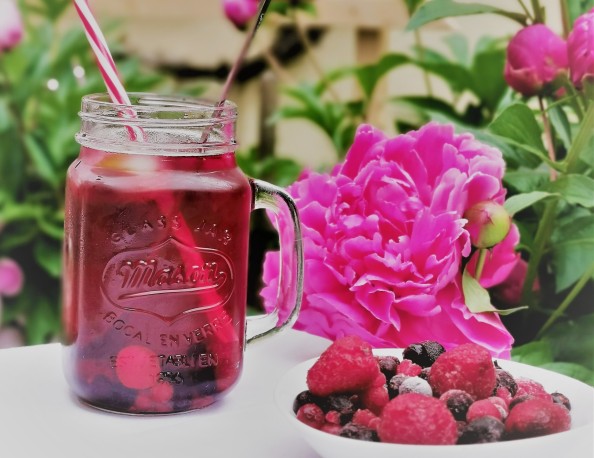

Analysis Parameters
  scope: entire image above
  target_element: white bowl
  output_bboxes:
[274,349,594,458]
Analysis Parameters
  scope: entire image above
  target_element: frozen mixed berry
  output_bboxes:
[293,390,323,413]
[439,389,475,421]
[387,374,408,398]
[339,423,379,442]
[376,356,400,381]
[494,368,518,396]
[378,393,458,445]
[494,387,513,407]
[321,394,359,424]
[458,417,505,444]
[419,367,431,381]
[398,376,433,397]
[403,341,446,368]
[296,403,325,430]
[325,410,341,425]
[321,423,342,435]
[429,343,496,399]
[306,336,381,396]
[505,398,571,439]
[515,377,552,401]
[466,399,504,422]
[360,385,389,415]
[551,392,571,410]
[352,409,380,430]
[509,394,533,410]
[397,359,422,376]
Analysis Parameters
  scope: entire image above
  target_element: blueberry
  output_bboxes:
[440,389,475,421]
[339,423,379,442]
[321,394,360,424]
[494,368,518,396]
[402,341,445,368]
[387,374,408,399]
[377,356,400,381]
[293,390,324,414]
[551,392,571,411]
[458,417,505,444]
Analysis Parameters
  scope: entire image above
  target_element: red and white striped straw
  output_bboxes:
[73,0,143,141]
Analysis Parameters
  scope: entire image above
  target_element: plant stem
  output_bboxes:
[536,262,594,338]
[564,97,594,173]
[530,0,544,23]
[521,199,558,305]
[291,10,341,103]
[474,248,488,282]
[559,0,571,38]
[538,96,558,180]
[517,0,533,21]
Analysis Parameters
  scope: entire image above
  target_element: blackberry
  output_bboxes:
[494,368,518,396]
[551,392,571,411]
[402,341,445,368]
[293,390,324,413]
[376,356,400,382]
[339,423,379,442]
[419,367,431,381]
[321,394,360,424]
[439,389,475,421]
[458,417,505,444]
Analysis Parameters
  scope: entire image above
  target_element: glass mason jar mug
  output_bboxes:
[62,94,303,414]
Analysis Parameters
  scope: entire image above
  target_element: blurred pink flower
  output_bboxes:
[261,123,518,358]
[0,258,23,297]
[568,9,594,89]
[504,24,568,96]
[222,0,259,29]
[0,0,23,52]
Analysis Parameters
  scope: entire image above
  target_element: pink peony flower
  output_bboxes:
[504,24,568,96]
[568,9,594,89]
[261,123,518,358]
[222,0,259,29]
[0,0,23,52]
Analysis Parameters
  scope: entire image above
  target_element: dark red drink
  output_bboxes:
[63,147,252,413]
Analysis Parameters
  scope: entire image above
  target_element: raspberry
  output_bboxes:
[352,409,379,429]
[376,356,400,382]
[325,410,341,425]
[515,377,553,402]
[466,399,504,422]
[488,396,509,419]
[429,343,496,399]
[402,341,446,368]
[296,403,325,430]
[378,393,457,445]
[419,367,431,381]
[306,336,380,396]
[321,423,342,435]
[458,417,505,444]
[115,345,159,390]
[551,392,571,410]
[505,398,571,439]
[494,387,513,406]
[360,384,389,415]
[509,394,533,410]
[398,376,433,397]
[439,389,475,421]
[397,359,422,376]
[340,423,379,441]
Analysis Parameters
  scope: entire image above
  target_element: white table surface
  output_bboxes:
[0,329,331,458]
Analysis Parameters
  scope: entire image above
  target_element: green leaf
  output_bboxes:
[544,314,594,370]
[504,168,550,193]
[34,238,62,278]
[415,60,474,94]
[470,47,507,112]
[406,0,526,30]
[548,105,572,150]
[462,269,528,315]
[548,175,594,208]
[403,0,424,16]
[355,54,410,101]
[551,215,594,292]
[445,34,470,67]
[489,103,547,156]
[23,134,58,187]
[504,191,556,216]
[539,362,594,385]
[511,341,554,366]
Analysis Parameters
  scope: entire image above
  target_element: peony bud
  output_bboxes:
[568,9,594,89]
[464,202,511,249]
[222,0,259,29]
[0,258,24,297]
[0,0,23,52]
[504,24,568,97]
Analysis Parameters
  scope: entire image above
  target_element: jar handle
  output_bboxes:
[246,179,303,343]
